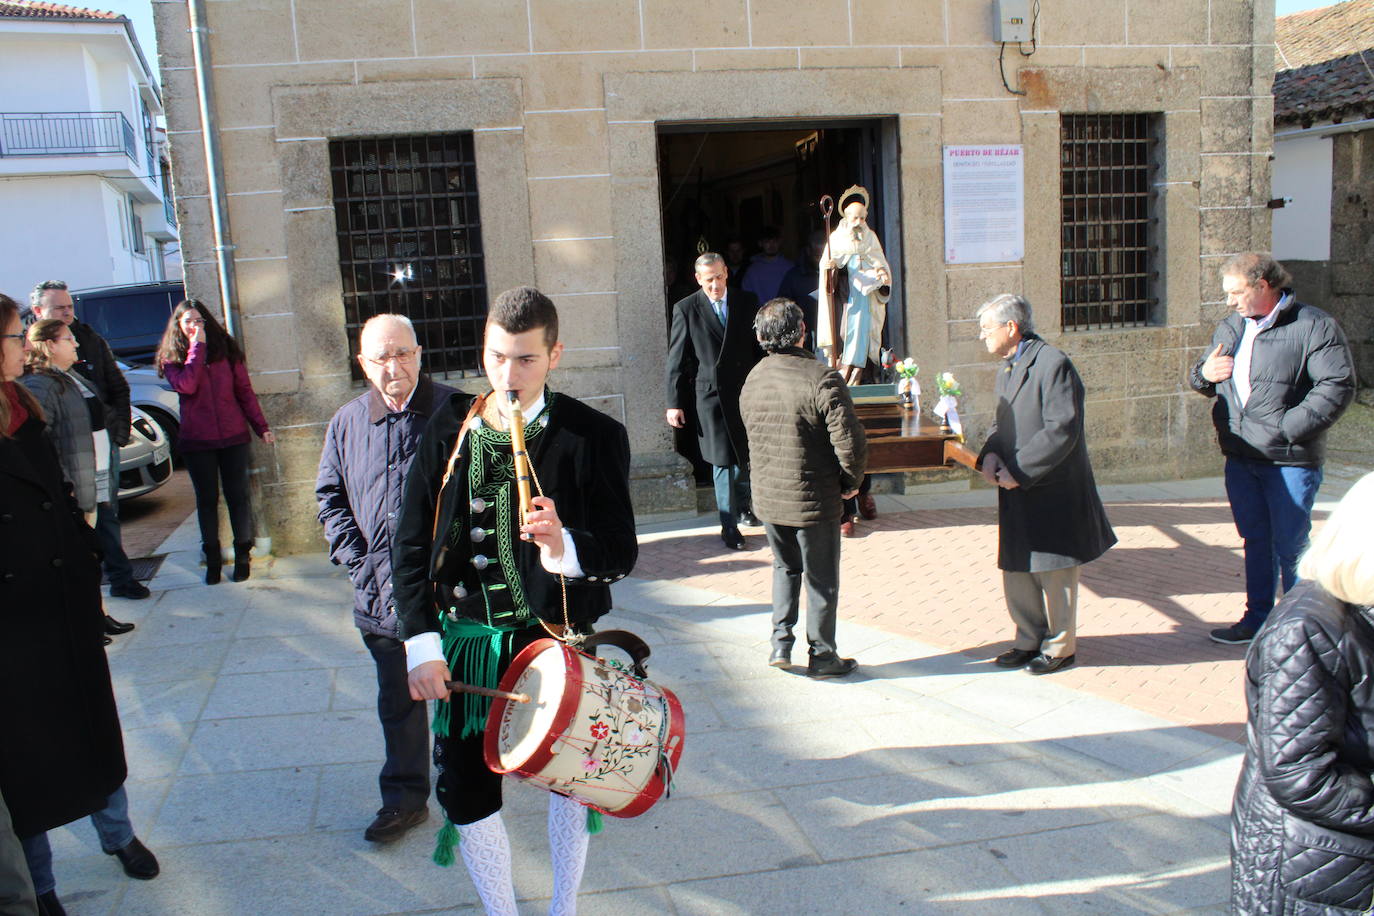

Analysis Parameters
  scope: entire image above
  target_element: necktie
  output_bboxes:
[713,299,727,327]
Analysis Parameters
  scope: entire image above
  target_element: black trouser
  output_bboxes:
[362,631,431,811]
[95,442,136,587]
[763,520,842,658]
[183,442,254,548]
[434,625,544,825]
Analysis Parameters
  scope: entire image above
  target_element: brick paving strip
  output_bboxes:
[635,495,1280,746]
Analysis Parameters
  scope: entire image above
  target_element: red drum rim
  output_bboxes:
[483,638,582,776]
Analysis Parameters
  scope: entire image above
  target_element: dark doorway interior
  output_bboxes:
[656,120,898,485]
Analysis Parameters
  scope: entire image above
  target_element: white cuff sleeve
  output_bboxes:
[540,529,584,578]
[404,631,445,673]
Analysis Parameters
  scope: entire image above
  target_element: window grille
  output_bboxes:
[1060,114,1159,330]
[329,133,488,379]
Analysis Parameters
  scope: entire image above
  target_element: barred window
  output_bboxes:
[330,133,487,379]
[1060,114,1159,330]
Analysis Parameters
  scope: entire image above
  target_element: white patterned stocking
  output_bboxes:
[458,812,518,916]
[547,794,590,916]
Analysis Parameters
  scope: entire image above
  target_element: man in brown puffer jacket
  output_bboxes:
[740,298,867,679]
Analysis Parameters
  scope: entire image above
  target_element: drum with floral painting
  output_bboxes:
[483,638,685,817]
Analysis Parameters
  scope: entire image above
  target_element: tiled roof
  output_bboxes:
[1273,2,1374,127]
[0,1,121,21]
[1274,49,1374,126]
[1275,0,1374,71]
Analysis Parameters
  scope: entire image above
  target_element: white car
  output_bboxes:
[120,360,181,452]
[117,406,174,500]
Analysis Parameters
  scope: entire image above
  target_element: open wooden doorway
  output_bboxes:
[657,119,902,483]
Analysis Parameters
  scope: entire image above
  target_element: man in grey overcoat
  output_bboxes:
[740,298,867,678]
[975,294,1116,675]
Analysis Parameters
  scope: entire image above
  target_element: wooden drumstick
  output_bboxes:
[445,680,531,704]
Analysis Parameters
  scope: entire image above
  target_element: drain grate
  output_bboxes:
[103,555,165,585]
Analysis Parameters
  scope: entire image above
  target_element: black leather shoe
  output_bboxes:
[109,581,151,600]
[721,527,745,550]
[994,648,1037,669]
[103,614,135,635]
[36,890,67,916]
[109,836,159,879]
[737,509,761,527]
[768,646,791,668]
[1026,653,1076,676]
[806,654,858,679]
[364,807,429,843]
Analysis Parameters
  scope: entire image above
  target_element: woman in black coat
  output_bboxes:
[1230,470,1374,914]
[0,294,127,913]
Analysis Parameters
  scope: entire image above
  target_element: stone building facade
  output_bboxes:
[153,0,1277,553]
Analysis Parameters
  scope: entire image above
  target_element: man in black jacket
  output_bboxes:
[317,313,455,844]
[1189,254,1355,645]
[30,281,148,615]
[393,287,636,915]
[665,252,762,550]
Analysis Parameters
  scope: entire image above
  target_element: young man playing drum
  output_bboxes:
[393,286,638,916]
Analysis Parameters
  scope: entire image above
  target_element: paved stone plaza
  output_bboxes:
[39,474,1341,914]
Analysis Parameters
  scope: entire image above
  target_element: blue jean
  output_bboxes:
[1224,457,1322,631]
[712,464,751,530]
[95,444,136,588]
[20,786,134,895]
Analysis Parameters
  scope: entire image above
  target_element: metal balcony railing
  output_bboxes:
[0,111,137,160]
[164,192,176,229]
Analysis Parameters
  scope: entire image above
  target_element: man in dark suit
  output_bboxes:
[976,294,1116,676]
[666,252,763,550]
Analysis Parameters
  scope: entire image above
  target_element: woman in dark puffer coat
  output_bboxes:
[1230,471,1374,914]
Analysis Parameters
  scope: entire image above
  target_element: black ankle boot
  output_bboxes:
[204,542,222,585]
[232,541,252,582]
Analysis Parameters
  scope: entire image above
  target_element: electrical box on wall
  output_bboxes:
[995,0,1032,43]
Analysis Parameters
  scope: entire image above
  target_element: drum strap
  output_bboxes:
[433,616,519,740]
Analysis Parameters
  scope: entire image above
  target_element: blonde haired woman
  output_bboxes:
[21,319,134,641]
[1229,471,1374,913]
[20,319,106,522]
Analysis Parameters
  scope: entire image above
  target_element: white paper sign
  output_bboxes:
[943,145,1024,264]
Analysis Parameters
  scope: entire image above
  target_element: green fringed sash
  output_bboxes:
[432,616,517,740]
[432,818,459,867]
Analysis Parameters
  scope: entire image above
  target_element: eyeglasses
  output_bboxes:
[1,333,24,342]
[181,318,205,326]
[362,348,418,367]
[978,323,1008,339]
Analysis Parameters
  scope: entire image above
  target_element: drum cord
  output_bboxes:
[521,454,578,645]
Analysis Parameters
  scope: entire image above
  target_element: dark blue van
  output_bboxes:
[71,280,185,366]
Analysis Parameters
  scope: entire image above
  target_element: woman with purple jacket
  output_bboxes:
[156,300,274,583]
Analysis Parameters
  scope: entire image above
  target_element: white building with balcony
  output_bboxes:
[0,0,179,297]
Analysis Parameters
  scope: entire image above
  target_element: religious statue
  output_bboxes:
[817,185,892,384]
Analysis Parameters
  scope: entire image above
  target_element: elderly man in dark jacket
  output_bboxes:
[977,294,1116,676]
[317,313,455,843]
[1189,253,1355,646]
[29,281,147,607]
[740,298,867,678]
